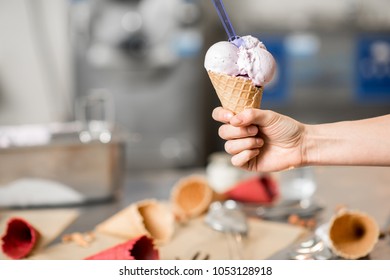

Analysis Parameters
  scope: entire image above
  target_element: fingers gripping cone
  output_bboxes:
[96,199,174,245]
[328,210,379,259]
[207,71,263,114]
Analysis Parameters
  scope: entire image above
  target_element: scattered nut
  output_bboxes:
[288,214,300,225]
[288,214,317,230]
[62,231,95,248]
[305,219,317,230]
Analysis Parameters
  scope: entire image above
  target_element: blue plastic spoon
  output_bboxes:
[211,0,244,47]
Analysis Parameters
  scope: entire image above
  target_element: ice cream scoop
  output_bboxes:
[204,35,276,87]
[237,36,276,86]
[204,35,276,113]
[204,41,240,76]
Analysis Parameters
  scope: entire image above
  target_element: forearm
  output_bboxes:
[303,115,390,166]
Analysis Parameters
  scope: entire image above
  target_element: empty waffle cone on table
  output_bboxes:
[0,209,79,260]
[224,175,279,204]
[85,235,159,260]
[1,217,41,260]
[95,199,174,245]
[170,175,215,222]
[328,209,379,259]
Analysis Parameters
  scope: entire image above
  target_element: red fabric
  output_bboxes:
[85,235,159,260]
[225,175,279,204]
[1,217,40,259]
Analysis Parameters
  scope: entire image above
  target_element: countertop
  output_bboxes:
[3,165,390,259]
[68,165,390,233]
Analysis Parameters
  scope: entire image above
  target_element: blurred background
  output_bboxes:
[0,0,389,205]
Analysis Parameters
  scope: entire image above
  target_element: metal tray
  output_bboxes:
[0,121,127,208]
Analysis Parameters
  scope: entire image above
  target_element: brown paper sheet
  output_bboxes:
[28,216,305,260]
[160,217,306,260]
[0,209,79,260]
[29,232,126,260]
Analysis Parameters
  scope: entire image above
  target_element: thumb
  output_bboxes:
[230,108,279,127]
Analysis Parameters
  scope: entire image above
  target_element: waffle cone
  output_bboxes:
[1,218,41,259]
[96,199,174,245]
[225,175,279,204]
[85,235,159,260]
[208,71,263,114]
[328,209,379,259]
[170,175,214,221]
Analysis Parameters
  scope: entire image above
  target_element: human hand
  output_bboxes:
[212,107,306,172]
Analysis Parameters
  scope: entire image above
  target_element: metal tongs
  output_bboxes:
[211,0,244,47]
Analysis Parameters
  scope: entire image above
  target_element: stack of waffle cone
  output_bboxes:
[170,175,215,222]
[95,199,174,245]
[328,209,379,259]
[207,71,263,114]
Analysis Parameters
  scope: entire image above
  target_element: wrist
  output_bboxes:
[301,124,320,166]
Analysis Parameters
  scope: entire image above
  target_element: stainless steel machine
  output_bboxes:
[70,0,206,170]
